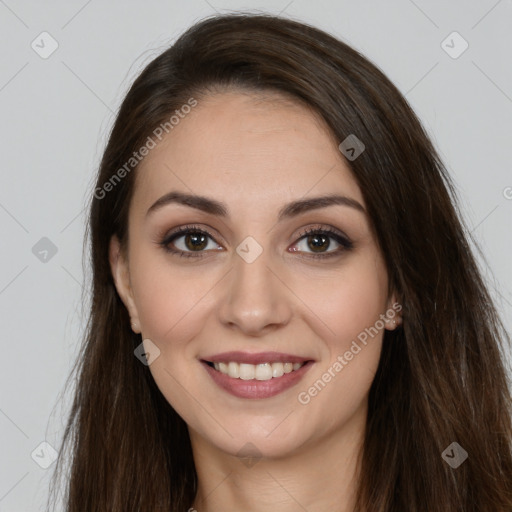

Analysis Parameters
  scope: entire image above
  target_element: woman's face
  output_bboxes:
[110,90,400,460]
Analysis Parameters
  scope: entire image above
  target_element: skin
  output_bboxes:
[110,90,401,512]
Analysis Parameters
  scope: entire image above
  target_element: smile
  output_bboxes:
[210,361,305,380]
[201,352,314,399]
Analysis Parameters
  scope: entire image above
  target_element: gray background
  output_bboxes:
[1,1,511,510]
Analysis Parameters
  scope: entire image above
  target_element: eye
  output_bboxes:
[159,225,222,258]
[290,227,353,259]
[158,224,353,260]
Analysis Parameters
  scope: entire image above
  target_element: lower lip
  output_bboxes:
[201,360,314,399]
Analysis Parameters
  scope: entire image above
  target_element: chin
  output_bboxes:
[190,414,315,462]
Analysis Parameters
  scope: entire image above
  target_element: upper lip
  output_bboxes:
[203,351,313,365]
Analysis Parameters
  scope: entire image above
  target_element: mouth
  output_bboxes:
[200,351,314,399]
[204,360,307,380]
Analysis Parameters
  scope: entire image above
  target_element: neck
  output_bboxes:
[188,403,366,512]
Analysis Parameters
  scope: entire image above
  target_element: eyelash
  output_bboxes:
[158,224,354,260]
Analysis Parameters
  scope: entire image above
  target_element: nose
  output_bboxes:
[217,245,293,337]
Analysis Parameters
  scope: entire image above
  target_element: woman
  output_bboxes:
[48,12,512,512]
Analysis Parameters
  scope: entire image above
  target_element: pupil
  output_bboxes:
[308,234,329,252]
[186,232,207,251]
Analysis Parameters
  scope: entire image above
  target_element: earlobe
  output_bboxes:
[385,291,403,331]
[109,235,141,333]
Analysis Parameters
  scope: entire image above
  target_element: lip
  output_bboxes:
[201,357,315,399]
[203,351,311,365]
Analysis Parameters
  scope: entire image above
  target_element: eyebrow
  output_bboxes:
[146,191,366,220]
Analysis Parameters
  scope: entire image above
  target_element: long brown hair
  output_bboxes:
[47,12,512,511]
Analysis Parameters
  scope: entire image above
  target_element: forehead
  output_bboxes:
[132,90,364,216]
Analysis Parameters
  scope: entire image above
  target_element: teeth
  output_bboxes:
[211,361,305,380]
[272,363,284,378]
[228,361,239,378]
[239,363,255,380]
[255,363,272,380]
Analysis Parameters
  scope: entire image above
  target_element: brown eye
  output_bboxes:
[159,225,222,258]
[306,233,331,252]
[291,227,354,259]
[183,232,208,251]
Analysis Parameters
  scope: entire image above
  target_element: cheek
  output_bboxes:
[296,253,388,353]
[129,251,214,350]
[292,255,387,427]
[129,255,215,424]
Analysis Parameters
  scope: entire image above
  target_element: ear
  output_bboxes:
[384,290,403,331]
[109,235,141,334]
